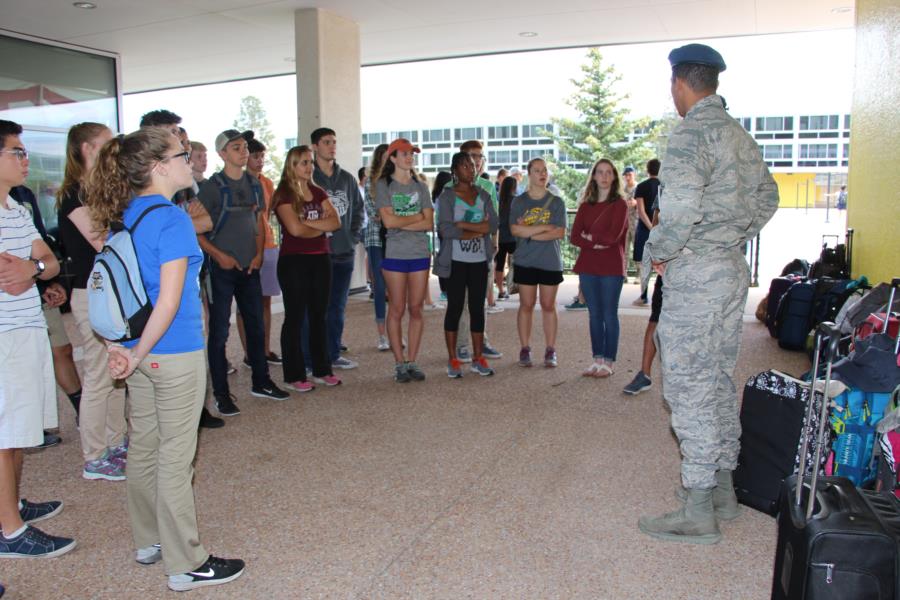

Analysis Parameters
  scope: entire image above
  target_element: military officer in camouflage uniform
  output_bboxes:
[637,44,779,544]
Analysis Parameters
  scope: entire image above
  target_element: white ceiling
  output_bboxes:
[2,0,855,93]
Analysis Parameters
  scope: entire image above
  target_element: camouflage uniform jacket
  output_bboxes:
[646,94,779,262]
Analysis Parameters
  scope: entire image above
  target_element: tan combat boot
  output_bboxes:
[638,488,722,545]
[674,469,742,521]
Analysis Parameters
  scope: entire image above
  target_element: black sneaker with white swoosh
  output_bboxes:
[167,555,245,591]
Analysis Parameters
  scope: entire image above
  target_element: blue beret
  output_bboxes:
[668,43,726,72]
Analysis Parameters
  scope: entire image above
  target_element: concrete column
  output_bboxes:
[294,8,367,291]
[294,8,361,167]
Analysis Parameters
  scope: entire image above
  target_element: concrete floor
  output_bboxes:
[3,276,811,599]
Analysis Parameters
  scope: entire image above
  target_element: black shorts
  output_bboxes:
[513,265,564,287]
[649,276,664,323]
[494,241,516,270]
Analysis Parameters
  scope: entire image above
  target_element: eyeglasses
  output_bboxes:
[467,153,485,162]
[163,151,190,164]
[0,148,28,161]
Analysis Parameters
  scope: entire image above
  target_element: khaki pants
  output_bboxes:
[126,349,208,575]
[70,289,127,461]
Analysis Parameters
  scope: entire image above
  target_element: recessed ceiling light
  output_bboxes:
[831,6,852,13]
[284,57,296,62]
[73,2,97,8]
[518,31,538,38]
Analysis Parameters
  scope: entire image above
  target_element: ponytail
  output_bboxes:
[84,128,172,230]
[56,122,110,209]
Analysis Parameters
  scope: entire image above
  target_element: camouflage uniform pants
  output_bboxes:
[657,247,750,489]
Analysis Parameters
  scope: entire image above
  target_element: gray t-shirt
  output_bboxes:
[509,191,566,271]
[374,178,433,260]
[452,195,487,263]
[198,171,261,268]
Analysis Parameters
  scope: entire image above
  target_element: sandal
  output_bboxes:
[583,362,613,378]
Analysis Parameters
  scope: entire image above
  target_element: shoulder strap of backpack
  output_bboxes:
[248,176,264,212]
[125,203,170,234]
[209,172,232,239]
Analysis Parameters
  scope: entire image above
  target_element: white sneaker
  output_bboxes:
[486,304,504,314]
[377,335,390,351]
[332,356,358,370]
[135,543,162,564]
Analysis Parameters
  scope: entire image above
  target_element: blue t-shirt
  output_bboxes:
[121,195,204,354]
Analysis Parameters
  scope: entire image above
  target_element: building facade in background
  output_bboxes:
[353,112,850,209]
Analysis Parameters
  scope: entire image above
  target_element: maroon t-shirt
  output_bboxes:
[276,185,331,255]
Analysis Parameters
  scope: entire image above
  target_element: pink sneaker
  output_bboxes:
[312,374,341,387]
[289,381,315,393]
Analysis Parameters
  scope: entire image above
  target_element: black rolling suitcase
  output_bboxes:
[772,323,900,600]
[734,370,829,515]
[777,280,817,350]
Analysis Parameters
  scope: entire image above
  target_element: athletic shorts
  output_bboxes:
[649,276,664,323]
[494,241,516,271]
[43,305,70,347]
[382,257,431,273]
[512,265,564,287]
[260,247,281,297]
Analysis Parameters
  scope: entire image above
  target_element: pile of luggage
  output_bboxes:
[739,271,900,598]
[759,233,870,352]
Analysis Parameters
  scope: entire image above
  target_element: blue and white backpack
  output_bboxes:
[88,204,168,342]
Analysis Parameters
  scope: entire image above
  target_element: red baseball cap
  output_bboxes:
[387,138,420,155]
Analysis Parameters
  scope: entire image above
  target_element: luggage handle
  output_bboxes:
[889,280,900,354]
[795,321,840,519]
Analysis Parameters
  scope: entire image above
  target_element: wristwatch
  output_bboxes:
[31,258,46,279]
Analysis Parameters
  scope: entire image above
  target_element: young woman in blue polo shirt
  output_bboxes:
[87,127,244,592]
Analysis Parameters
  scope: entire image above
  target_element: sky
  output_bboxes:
[123,29,856,157]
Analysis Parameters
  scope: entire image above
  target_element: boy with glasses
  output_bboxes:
[0,119,75,558]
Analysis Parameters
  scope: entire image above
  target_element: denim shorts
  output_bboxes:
[381,257,431,273]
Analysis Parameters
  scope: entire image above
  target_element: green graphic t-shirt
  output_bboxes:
[374,178,434,260]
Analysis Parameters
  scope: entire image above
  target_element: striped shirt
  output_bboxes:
[0,196,44,333]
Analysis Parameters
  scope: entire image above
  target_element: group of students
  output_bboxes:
[0,102,664,592]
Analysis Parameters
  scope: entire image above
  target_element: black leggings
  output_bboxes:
[277,253,332,381]
[443,260,489,333]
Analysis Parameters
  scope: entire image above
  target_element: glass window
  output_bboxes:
[0,34,119,131]
[488,150,518,165]
[391,130,418,142]
[799,143,838,159]
[488,125,518,139]
[756,116,793,132]
[522,148,554,161]
[760,144,793,160]
[454,127,483,141]
[362,132,387,146]
[522,123,552,137]
[422,152,450,167]
[423,129,450,142]
[801,115,840,131]
[0,33,120,231]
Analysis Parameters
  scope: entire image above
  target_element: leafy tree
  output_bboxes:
[233,95,283,180]
[545,48,661,208]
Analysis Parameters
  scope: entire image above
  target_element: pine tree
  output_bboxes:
[546,48,660,208]
[233,95,283,180]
